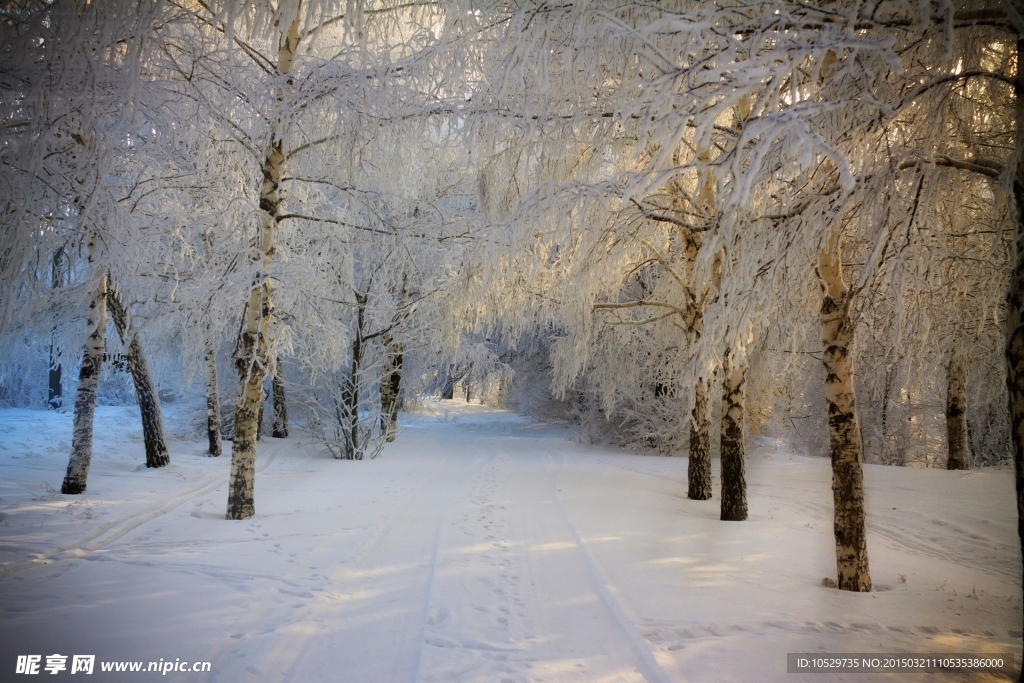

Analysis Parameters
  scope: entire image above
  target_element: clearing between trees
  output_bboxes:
[0,400,1017,682]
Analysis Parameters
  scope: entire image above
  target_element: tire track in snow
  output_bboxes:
[546,449,673,683]
[411,448,504,683]
[0,439,289,579]
[215,447,494,683]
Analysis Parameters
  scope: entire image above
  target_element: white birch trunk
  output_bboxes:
[107,286,169,468]
[226,7,301,519]
[719,351,747,521]
[61,240,107,495]
[202,233,222,456]
[205,334,222,456]
[818,229,871,592]
[687,377,712,500]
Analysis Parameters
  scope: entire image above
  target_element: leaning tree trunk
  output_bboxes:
[720,354,747,521]
[61,257,108,495]
[272,369,288,438]
[226,9,301,520]
[946,354,970,470]
[818,231,871,592]
[107,286,169,468]
[380,330,403,442]
[204,333,222,456]
[688,377,712,500]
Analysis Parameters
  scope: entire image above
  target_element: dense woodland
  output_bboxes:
[0,0,1021,655]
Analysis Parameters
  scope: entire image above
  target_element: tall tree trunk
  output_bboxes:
[61,246,107,495]
[48,334,63,410]
[879,363,897,463]
[380,330,403,442]
[272,369,288,438]
[1007,34,1024,682]
[48,247,67,410]
[202,233,222,456]
[344,338,361,458]
[107,286,169,468]
[720,353,747,521]
[688,377,712,500]
[818,230,871,592]
[339,294,366,460]
[257,384,266,441]
[227,7,301,520]
[442,369,455,400]
[946,354,970,470]
[204,334,222,456]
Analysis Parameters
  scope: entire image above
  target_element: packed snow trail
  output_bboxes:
[0,402,1019,682]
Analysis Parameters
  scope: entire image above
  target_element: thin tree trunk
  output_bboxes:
[107,287,169,469]
[202,232,221,457]
[345,338,362,458]
[204,334,221,456]
[720,354,747,521]
[380,330,403,442]
[227,7,302,520]
[442,369,455,400]
[338,293,366,460]
[272,369,288,438]
[946,355,970,470]
[688,377,712,500]
[345,338,361,458]
[257,385,266,441]
[48,334,62,410]
[48,247,65,410]
[818,230,871,592]
[880,363,897,463]
[61,248,107,495]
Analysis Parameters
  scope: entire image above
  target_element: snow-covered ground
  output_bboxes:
[0,400,1019,682]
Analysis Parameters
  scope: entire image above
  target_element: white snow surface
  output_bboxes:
[0,400,1019,682]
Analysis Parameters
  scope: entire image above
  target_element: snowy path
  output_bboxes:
[0,401,1020,682]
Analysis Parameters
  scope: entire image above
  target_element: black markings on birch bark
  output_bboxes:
[720,353,747,521]
[819,230,871,592]
[62,255,107,495]
[107,286,169,469]
[945,355,970,470]
[688,377,712,500]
